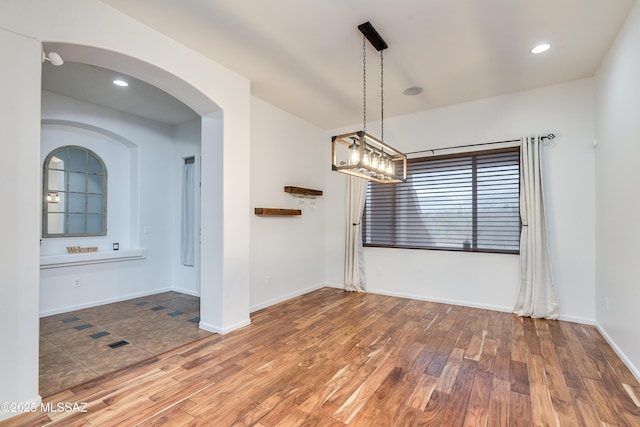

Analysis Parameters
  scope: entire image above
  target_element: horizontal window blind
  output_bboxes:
[362,148,520,253]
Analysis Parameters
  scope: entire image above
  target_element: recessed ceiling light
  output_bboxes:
[531,43,551,54]
[113,79,129,87]
[403,86,423,96]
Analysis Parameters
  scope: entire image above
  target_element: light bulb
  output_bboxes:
[371,152,380,169]
[349,143,360,165]
[386,160,394,175]
[363,150,371,166]
[380,157,388,172]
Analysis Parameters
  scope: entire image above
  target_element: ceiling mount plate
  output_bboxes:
[358,21,388,51]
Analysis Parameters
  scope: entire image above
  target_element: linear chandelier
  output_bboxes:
[331,21,406,183]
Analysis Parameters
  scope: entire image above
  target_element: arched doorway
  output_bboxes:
[0,11,251,416]
[40,45,230,394]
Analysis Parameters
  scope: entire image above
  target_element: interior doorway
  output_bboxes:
[38,48,211,396]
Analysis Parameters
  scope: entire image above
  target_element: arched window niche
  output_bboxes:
[42,145,107,237]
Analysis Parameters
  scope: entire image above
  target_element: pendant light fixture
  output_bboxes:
[331,21,406,183]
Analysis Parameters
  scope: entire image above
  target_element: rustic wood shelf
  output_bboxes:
[254,208,302,216]
[284,186,323,197]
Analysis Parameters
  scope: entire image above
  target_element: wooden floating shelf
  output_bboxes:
[284,186,323,197]
[254,208,302,216]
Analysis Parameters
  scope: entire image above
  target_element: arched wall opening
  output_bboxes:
[1,4,251,416]
[39,42,250,331]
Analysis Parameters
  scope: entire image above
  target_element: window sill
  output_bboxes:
[40,248,146,269]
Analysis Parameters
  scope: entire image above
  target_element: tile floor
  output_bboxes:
[39,291,213,397]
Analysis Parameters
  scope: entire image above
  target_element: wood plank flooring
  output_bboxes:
[5,287,640,426]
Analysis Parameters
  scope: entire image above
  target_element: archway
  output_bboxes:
[40,45,222,396]
[1,14,251,416]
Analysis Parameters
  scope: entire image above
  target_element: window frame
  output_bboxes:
[42,145,108,238]
[362,147,521,255]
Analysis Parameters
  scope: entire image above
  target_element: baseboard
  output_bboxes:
[366,288,514,314]
[0,395,42,422]
[595,321,640,383]
[199,318,251,335]
[171,286,200,297]
[345,287,595,324]
[250,282,327,313]
[557,314,594,325]
[39,287,172,317]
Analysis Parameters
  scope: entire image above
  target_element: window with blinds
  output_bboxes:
[362,148,520,253]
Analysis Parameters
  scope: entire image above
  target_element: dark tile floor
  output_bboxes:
[39,291,213,397]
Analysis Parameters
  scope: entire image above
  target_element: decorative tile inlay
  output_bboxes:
[90,331,110,339]
[40,291,208,397]
[108,340,129,349]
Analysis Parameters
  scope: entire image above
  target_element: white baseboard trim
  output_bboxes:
[557,314,594,325]
[171,286,200,297]
[199,318,251,335]
[0,395,42,422]
[341,287,595,324]
[249,282,327,313]
[595,321,640,383]
[366,288,514,314]
[39,287,172,317]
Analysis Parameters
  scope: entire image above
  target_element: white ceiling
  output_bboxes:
[57,0,635,129]
[42,61,199,126]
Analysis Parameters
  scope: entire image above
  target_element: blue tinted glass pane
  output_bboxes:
[87,154,102,174]
[68,193,86,213]
[68,172,86,193]
[87,194,103,213]
[68,149,86,172]
[87,214,103,234]
[87,174,103,194]
[68,214,85,234]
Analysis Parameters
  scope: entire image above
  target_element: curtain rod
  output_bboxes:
[404,133,556,156]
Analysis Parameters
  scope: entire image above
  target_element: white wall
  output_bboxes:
[594,0,640,379]
[41,91,143,254]
[0,0,250,420]
[39,91,189,315]
[326,79,597,322]
[250,97,326,310]
[0,28,42,419]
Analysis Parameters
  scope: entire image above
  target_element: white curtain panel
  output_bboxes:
[344,176,368,292]
[514,137,560,319]
[181,160,195,267]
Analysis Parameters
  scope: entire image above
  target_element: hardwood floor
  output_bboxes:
[5,288,640,426]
